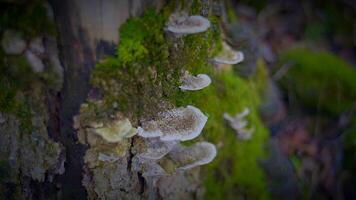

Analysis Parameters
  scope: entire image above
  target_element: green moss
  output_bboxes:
[92,9,177,120]
[226,0,238,23]
[0,51,36,134]
[190,0,202,15]
[0,77,17,113]
[278,48,356,115]
[252,58,269,96]
[16,100,33,134]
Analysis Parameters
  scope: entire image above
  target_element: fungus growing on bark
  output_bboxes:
[166,12,210,34]
[138,138,178,160]
[142,160,168,178]
[214,42,244,65]
[169,142,217,170]
[137,105,208,141]
[179,71,212,91]
[98,153,120,163]
[94,118,137,143]
[224,107,255,140]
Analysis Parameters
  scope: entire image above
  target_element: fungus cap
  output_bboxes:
[138,138,178,160]
[179,72,212,91]
[166,14,211,34]
[169,142,217,170]
[214,42,244,65]
[138,105,208,141]
[94,118,137,143]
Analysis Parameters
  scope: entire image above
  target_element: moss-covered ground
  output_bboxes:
[91,5,270,199]
[278,48,356,198]
[278,48,356,116]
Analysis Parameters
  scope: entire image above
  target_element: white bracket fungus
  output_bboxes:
[138,138,178,160]
[166,12,210,34]
[137,105,208,141]
[169,142,217,170]
[132,156,167,178]
[179,71,212,91]
[94,118,137,143]
[223,107,255,140]
[214,42,244,65]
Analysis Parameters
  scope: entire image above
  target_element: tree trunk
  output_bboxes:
[1,0,210,199]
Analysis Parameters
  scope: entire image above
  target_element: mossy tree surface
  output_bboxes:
[91,6,270,199]
[0,0,57,132]
[0,1,63,197]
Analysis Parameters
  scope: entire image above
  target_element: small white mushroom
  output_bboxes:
[214,42,244,65]
[224,107,254,140]
[94,118,137,143]
[138,138,178,160]
[166,13,211,34]
[169,142,217,170]
[137,105,208,141]
[179,71,211,91]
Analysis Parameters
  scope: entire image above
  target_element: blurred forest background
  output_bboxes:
[233,0,356,199]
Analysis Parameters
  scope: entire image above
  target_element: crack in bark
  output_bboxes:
[137,172,146,194]
[127,138,135,172]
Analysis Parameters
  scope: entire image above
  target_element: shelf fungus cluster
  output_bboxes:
[73,12,217,197]
[223,107,255,140]
[94,118,137,143]
[166,12,211,35]
[133,19,217,179]
[137,105,208,141]
[169,142,217,170]
[214,41,244,70]
[134,105,216,179]
[179,71,212,91]
[74,103,137,166]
